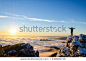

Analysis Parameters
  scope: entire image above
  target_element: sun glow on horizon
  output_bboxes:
[10,29,17,34]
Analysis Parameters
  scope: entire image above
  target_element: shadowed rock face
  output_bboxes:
[0,43,39,57]
[49,52,57,57]
[0,45,5,56]
[57,34,86,57]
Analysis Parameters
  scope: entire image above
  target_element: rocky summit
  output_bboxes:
[57,34,86,57]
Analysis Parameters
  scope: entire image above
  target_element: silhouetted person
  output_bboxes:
[69,27,75,36]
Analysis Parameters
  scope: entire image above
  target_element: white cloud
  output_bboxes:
[7,16,24,20]
[71,20,75,23]
[2,12,68,23]
[3,12,20,16]
[0,15,8,18]
[25,17,57,22]
[57,21,68,23]
[23,15,68,23]
[78,22,86,25]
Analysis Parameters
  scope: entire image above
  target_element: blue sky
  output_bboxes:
[0,0,86,36]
